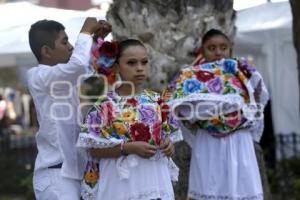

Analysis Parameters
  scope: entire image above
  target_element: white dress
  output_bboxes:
[95,154,176,200]
[186,128,264,200]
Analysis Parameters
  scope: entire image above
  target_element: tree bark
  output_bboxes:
[289,0,300,113]
[107,0,235,91]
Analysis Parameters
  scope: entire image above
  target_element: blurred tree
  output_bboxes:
[289,0,300,112]
[107,0,235,91]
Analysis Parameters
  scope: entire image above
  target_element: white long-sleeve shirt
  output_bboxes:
[27,33,92,179]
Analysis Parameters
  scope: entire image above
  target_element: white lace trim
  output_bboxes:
[122,189,174,200]
[81,183,98,200]
[170,129,183,143]
[249,71,269,107]
[168,93,245,111]
[248,71,269,142]
[188,191,263,200]
[77,133,122,149]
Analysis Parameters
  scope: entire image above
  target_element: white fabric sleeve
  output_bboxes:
[249,71,270,142]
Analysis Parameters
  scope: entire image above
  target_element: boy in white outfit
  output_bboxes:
[27,18,111,200]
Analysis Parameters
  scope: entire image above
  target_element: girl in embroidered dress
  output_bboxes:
[77,39,182,200]
[164,29,269,200]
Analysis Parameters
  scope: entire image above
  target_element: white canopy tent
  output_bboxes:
[234,1,300,136]
[0,2,108,68]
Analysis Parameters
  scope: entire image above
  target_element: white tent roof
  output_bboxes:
[0,2,107,54]
[236,2,292,33]
[235,1,300,136]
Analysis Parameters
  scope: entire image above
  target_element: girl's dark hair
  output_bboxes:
[116,39,145,63]
[202,29,230,45]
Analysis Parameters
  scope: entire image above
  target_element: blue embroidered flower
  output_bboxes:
[201,63,215,70]
[223,59,238,74]
[97,56,116,69]
[207,125,219,133]
[183,79,203,95]
[139,95,151,104]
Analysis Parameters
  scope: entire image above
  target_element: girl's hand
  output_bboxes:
[159,137,174,157]
[125,141,157,158]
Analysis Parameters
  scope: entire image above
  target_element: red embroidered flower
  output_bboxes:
[100,101,116,126]
[225,111,241,128]
[130,123,151,142]
[127,98,138,107]
[196,70,215,82]
[152,121,162,145]
[158,98,169,122]
[99,41,118,58]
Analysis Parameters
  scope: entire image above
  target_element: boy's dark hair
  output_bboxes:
[28,20,65,62]
[202,29,230,45]
[116,39,145,63]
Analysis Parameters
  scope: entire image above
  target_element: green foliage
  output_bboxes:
[269,157,300,200]
[0,152,34,200]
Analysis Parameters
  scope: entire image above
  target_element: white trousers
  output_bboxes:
[33,168,81,200]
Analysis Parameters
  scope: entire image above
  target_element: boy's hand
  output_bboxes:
[80,17,101,35]
[96,20,112,39]
[125,141,157,158]
[159,137,174,157]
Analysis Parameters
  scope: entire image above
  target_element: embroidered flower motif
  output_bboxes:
[138,105,158,124]
[182,70,193,79]
[112,122,128,135]
[196,70,215,82]
[130,123,151,142]
[238,59,256,79]
[86,110,101,136]
[84,171,99,185]
[158,98,169,122]
[122,111,136,124]
[100,101,115,126]
[223,59,238,74]
[152,121,162,145]
[225,111,241,128]
[139,95,151,104]
[169,114,179,128]
[84,161,99,187]
[201,63,215,70]
[183,79,203,95]
[192,65,201,71]
[97,56,116,69]
[99,41,118,58]
[127,98,138,107]
[207,77,224,94]
[91,39,119,85]
[101,128,110,138]
[231,76,244,90]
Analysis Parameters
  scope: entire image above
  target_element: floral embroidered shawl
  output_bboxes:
[164,58,267,137]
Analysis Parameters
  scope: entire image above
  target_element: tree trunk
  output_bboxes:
[107,0,235,91]
[289,0,300,113]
